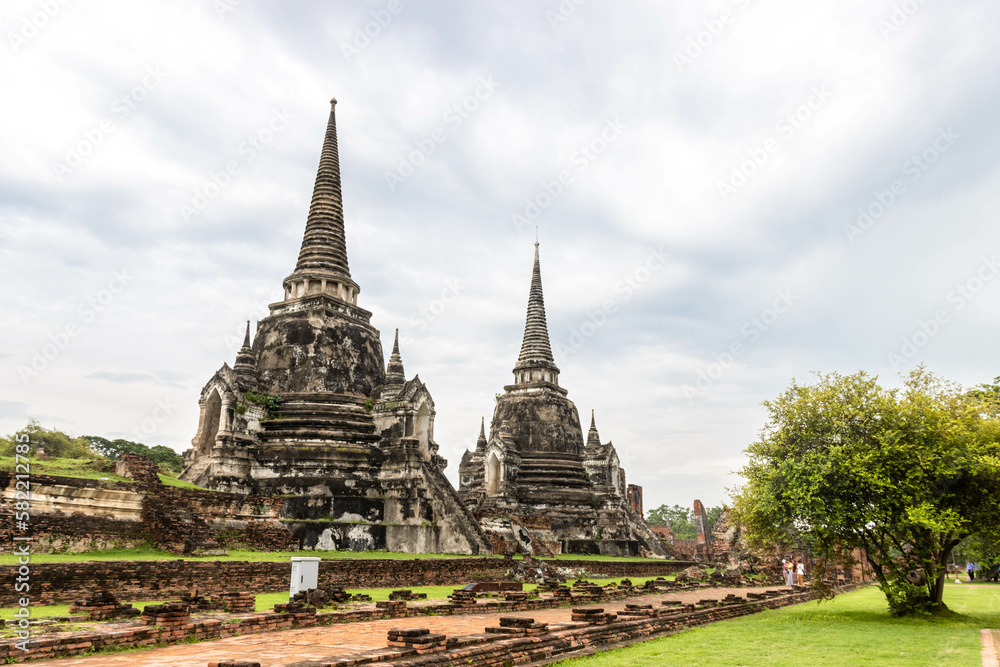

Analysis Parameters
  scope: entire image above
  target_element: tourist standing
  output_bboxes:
[797,560,805,585]
[968,561,976,582]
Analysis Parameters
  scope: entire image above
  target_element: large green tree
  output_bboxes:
[733,368,1000,615]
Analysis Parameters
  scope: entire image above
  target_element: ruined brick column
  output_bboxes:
[694,499,709,561]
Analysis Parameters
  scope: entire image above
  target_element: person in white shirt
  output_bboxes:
[796,561,805,585]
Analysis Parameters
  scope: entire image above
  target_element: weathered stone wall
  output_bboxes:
[0,558,694,606]
[0,470,293,555]
[0,472,147,553]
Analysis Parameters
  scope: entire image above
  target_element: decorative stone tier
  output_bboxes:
[258,393,382,446]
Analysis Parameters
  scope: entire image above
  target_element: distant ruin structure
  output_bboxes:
[694,499,709,561]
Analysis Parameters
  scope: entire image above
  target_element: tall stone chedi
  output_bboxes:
[458,244,667,557]
[181,99,488,555]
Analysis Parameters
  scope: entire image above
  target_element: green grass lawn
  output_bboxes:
[157,473,211,490]
[561,584,1000,666]
[0,600,169,621]
[0,456,132,483]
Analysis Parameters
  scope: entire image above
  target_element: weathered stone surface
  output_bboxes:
[178,98,488,556]
[253,299,385,397]
[458,244,668,558]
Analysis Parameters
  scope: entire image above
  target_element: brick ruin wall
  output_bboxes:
[0,557,694,606]
[0,467,294,555]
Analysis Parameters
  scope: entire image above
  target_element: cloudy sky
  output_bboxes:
[3,0,999,512]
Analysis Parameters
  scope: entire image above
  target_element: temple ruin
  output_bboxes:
[180,98,488,555]
[178,96,664,558]
[457,244,668,558]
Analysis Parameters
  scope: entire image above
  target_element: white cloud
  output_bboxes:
[3,0,1000,512]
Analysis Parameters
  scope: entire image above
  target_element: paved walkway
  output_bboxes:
[25,586,785,667]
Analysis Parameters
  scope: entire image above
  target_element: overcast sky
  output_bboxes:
[3,0,1000,512]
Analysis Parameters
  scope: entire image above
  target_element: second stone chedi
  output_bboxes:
[457,244,668,558]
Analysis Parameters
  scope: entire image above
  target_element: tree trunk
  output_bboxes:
[930,568,947,608]
[930,547,951,608]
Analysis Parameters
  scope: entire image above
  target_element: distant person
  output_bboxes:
[968,561,976,582]
[797,560,805,586]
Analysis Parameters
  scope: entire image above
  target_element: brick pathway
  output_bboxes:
[24,586,784,667]
[983,629,1000,667]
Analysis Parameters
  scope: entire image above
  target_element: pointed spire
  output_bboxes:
[296,98,351,278]
[234,321,257,388]
[283,98,360,305]
[513,242,560,384]
[587,410,601,448]
[476,417,487,451]
[385,328,406,390]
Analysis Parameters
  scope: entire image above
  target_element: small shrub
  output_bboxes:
[244,391,284,411]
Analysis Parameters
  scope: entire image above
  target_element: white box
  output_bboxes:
[289,557,321,599]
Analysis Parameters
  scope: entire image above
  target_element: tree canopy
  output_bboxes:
[733,368,1000,615]
[0,420,98,459]
[82,436,184,472]
[0,421,183,473]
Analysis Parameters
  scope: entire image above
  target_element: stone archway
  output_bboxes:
[486,452,501,495]
[197,390,222,456]
[415,401,431,461]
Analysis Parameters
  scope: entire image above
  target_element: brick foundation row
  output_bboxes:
[286,584,868,667]
[0,580,761,663]
[0,558,694,606]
